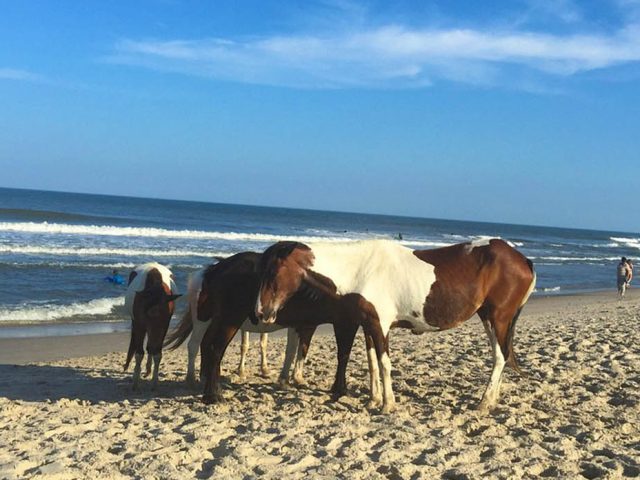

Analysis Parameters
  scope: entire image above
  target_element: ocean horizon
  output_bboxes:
[1,186,638,337]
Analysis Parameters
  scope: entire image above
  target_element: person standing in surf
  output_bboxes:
[617,257,632,297]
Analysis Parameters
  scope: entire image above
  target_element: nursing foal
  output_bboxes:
[124,262,181,389]
[167,251,386,405]
[255,238,536,413]
[165,264,306,387]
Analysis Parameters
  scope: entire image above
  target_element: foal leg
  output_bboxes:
[330,322,358,399]
[278,328,299,388]
[238,330,249,380]
[187,318,211,387]
[260,333,271,378]
[292,326,316,386]
[478,317,507,411]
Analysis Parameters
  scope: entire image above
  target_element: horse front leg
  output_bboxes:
[202,325,238,404]
[330,322,358,399]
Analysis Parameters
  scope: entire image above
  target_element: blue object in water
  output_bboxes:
[105,274,125,285]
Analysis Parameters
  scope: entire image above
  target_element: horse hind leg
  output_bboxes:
[278,329,299,388]
[187,318,211,387]
[259,332,271,378]
[478,309,515,412]
[238,330,250,380]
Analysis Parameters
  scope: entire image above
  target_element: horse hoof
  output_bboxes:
[292,376,306,387]
[260,370,272,379]
[278,378,292,390]
[331,388,347,400]
[381,401,396,414]
[367,398,383,409]
[202,393,224,404]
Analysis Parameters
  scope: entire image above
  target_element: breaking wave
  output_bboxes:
[0,297,125,324]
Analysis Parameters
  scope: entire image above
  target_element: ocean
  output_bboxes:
[1,187,637,337]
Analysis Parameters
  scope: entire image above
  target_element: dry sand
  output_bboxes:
[1,291,639,479]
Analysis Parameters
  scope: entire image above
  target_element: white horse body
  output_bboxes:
[308,240,436,336]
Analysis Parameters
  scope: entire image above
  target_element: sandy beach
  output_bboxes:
[1,290,639,479]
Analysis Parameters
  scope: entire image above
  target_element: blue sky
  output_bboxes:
[1,0,639,231]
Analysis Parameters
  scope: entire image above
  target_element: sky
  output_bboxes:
[1,0,639,232]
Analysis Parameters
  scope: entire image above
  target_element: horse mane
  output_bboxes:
[300,270,338,301]
[203,251,261,283]
[259,241,312,285]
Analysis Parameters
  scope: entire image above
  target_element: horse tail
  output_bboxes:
[164,305,193,351]
[124,333,136,372]
[507,259,536,374]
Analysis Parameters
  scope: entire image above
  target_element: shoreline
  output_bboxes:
[0,288,637,366]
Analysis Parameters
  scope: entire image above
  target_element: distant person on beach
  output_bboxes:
[397,233,403,240]
[617,257,632,297]
[105,269,125,286]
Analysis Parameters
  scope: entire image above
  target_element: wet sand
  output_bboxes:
[1,290,639,479]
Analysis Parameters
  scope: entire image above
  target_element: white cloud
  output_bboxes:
[0,68,42,82]
[108,20,640,89]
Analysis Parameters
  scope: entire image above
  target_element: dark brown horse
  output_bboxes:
[165,252,387,406]
[124,262,181,389]
[255,238,536,412]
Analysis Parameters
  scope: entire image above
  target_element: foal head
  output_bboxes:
[255,241,315,323]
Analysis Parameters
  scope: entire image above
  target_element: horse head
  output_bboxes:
[255,241,337,324]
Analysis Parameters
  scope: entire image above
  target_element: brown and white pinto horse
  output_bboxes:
[255,239,536,413]
[124,262,181,389]
[166,251,387,405]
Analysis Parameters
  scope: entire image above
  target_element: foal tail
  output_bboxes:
[124,333,136,372]
[506,260,536,374]
[164,305,193,351]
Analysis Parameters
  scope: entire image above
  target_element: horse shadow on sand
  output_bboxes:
[0,363,336,406]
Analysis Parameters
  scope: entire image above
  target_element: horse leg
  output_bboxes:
[203,324,239,404]
[330,322,358,399]
[260,332,271,378]
[377,333,396,414]
[131,324,145,390]
[187,318,211,387]
[238,330,249,380]
[364,331,382,408]
[144,354,153,378]
[478,313,509,411]
[292,326,316,386]
[146,322,170,390]
[278,328,299,388]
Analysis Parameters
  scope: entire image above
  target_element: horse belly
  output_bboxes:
[422,286,475,330]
